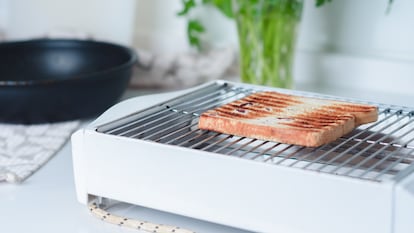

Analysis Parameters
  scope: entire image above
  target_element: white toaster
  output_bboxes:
[72,80,414,233]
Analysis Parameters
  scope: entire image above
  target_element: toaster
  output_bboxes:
[72,80,414,233]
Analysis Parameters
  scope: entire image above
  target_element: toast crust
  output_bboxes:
[198,91,378,147]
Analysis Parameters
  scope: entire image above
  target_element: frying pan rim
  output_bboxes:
[0,38,137,86]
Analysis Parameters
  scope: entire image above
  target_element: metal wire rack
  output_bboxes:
[97,82,414,183]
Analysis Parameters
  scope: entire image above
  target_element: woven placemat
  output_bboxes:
[0,121,79,183]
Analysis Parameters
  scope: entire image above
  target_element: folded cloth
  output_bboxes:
[0,121,79,183]
[130,46,237,89]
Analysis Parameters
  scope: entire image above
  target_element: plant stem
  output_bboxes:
[234,0,303,88]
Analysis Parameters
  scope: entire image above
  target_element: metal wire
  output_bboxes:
[342,122,414,176]
[301,109,398,170]
[288,109,391,168]
[98,82,414,183]
[315,111,413,173]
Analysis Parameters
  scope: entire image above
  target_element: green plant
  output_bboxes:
[235,0,303,87]
[177,0,394,50]
[178,0,394,87]
[178,0,331,50]
[177,0,235,50]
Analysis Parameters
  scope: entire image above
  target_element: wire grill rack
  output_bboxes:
[98,82,414,183]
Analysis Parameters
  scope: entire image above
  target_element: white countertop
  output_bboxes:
[2,82,413,233]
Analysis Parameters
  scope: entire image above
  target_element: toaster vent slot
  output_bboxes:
[97,82,414,183]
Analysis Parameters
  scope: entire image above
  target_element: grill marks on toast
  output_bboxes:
[244,92,302,110]
[254,92,303,104]
[283,110,353,131]
[210,91,302,120]
[198,91,378,147]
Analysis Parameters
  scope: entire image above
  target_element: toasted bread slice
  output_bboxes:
[198,91,378,147]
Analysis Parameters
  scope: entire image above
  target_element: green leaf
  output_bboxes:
[315,0,332,7]
[177,0,197,16]
[189,20,205,33]
[203,0,234,18]
[187,20,205,50]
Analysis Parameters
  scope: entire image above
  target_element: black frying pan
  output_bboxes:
[0,39,136,124]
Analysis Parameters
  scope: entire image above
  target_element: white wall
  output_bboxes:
[1,0,136,45]
[131,0,238,53]
[1,0,413,96]
[295,0,414,96]
[2,0,413,61]
[298,0,414,60]
[132,0,189,53]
